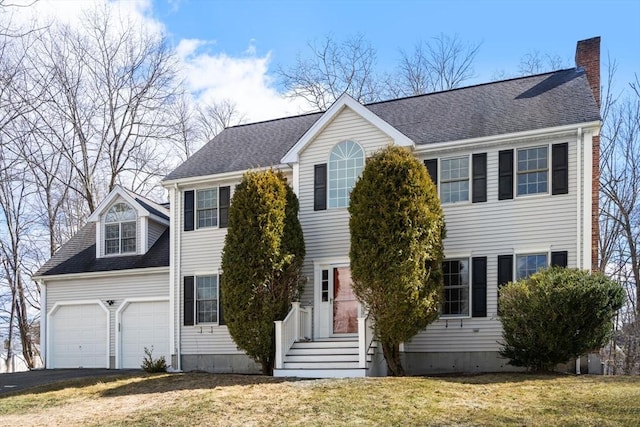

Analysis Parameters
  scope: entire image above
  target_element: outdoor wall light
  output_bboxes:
[106,300,115,306]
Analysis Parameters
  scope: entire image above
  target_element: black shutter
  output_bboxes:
[472,153,487,203]
[498,150,513,200]
[552,143,569,195]
[184,190,194,231]
[314,164,327,211]
[497,255,513,288]
[551,251,568,267]
[424,159,438,187]
[472,257,487,317]
[218,274,225,325]
[183,276,195,326]
[219,186,230,228]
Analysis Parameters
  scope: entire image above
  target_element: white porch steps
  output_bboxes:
[273,338,372,378]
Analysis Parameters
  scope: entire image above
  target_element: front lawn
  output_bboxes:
[1,373,638,426]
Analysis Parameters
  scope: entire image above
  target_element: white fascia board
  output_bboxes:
[281,94,415,164]
[161,164,293,188]
[148,213,170,226]
[33,266,170,282]
[413,121,601,155]
[87,185,151,223]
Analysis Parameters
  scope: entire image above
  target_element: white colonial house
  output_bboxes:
[34,37,602,377]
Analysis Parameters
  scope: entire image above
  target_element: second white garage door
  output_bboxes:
[120,300,170,369]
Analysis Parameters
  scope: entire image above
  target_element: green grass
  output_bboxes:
[1,373,639,426]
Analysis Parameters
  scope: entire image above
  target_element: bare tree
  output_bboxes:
[518,50,568,75]
[196,98,245,143]
[599,69,640,374]
[22,4,181,213]
[389,33,481,97]
[0,141,41,370]
[278,34,381,111]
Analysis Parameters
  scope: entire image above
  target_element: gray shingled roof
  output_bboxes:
[34,223,169,277]
[164,68,600,181]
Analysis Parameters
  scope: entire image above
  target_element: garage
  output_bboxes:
[119,300,170,369]
[49,302,109,369]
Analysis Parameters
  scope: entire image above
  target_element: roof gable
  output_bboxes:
[281,93,414,163]
[86,185,169,224]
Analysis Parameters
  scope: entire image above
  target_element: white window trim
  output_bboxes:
[102,201,138,257]
[515,144,551,198]
[195,188,220,230]
[439,154,471,205]
[514,250,550,280]
[188,273,221,326]
[327,140,365,210]
[440,257,471,319]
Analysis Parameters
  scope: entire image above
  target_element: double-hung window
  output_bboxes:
[104,202,136,255]
[442,258,470,317]
[516,253,548,280]
[441,156,469,203]
[197,188,218,228]
[517,146,548,196]
[196,275,218,324]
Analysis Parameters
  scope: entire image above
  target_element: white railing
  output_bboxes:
[358,312,376,369]
[275,302,312,370]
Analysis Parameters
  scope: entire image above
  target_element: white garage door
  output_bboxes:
[50,303,108,368]
[121,300,170,369]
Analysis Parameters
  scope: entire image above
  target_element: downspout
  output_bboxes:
[39,280,46,369]
[173,183,182,371]
[576,128,582,269]
[576,127,582,375]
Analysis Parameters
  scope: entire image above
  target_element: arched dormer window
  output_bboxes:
[104,202,137,255]
[328,140,364,208]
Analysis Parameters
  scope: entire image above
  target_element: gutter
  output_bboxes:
[32,266,170,282]
[162,164,293,187]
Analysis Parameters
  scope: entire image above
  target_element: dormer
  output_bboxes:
[87,185,170,258]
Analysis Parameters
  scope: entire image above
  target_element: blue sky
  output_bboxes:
[21,0,640,121]
[152,0,639,87]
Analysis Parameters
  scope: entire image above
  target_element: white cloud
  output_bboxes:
[176,40,309,122]
[9,0,308,123]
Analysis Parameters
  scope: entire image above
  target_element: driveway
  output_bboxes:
[0,369,141,395]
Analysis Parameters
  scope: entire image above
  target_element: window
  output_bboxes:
[516,253,547,280]
[517,146,548,195]
[328,140,364,208]
[196,275,218,324]
[441,156,469,203]
[442,259,470,317]
[104,202,136,255]
[197,188,218,228]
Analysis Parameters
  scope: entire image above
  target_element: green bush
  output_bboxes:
[499,267,625,372]
[141,346,167,373]
[221,170,305,375]
[349,145,445,376]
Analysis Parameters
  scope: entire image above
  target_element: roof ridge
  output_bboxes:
[364,67,580,107]
[227,109,324,130]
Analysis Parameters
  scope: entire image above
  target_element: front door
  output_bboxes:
[317,265,359,337]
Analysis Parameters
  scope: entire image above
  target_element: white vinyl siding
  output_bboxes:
[178,182,245,355]
[45,272,169,361]
[298,107,393,305]
[147,219,167,249]
[406,136,578,353]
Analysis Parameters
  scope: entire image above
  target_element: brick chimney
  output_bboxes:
[575,36,601,270]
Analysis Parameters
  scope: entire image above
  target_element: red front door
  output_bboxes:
[332,267,358,334]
